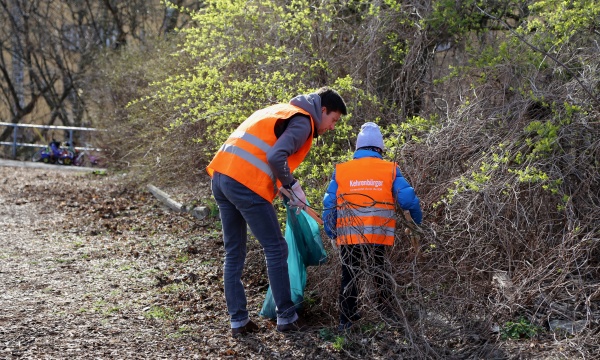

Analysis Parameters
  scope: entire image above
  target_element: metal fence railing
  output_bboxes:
[0,122,102,159]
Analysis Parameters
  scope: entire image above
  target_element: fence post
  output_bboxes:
[12,125,17,159]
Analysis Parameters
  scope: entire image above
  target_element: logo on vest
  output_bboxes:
[349,179,384,188]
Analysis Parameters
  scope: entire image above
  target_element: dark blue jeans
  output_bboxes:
[339,244,388,325]
[211,172,298,328]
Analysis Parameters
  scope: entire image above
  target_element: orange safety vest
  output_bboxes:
[206,104,315,202]
[335,157,397,246]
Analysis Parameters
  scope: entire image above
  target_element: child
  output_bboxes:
[322,122,423,331]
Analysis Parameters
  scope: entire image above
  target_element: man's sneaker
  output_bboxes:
[276,318,308,333]
[231,319,259,337]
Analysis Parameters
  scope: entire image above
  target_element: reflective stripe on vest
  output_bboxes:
[218,130,276,187]
[335,158,397,245]
[206,104,315,202]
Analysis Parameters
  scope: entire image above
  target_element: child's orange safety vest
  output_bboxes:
[335,157,397,245]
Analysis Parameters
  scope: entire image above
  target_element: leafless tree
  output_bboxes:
[0,0,197,147]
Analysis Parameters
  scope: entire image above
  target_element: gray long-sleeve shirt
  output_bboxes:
[266,93,322,187]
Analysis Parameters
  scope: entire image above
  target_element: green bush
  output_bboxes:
[500,317,543,340]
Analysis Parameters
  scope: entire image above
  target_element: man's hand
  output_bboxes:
[279,184,324,225]
[287,181,307,212]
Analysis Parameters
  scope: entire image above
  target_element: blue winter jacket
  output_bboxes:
[322,149,423,239]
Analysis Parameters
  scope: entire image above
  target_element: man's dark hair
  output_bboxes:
[316,87,348,115]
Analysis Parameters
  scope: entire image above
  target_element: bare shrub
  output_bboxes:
[307,21,600,354]
[85,36,212,193]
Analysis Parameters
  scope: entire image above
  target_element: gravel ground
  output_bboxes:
[0,166,341,359]
[2,165,593,360]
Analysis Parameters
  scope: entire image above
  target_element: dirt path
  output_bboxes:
[0,167,339,359]
[0,167,188,358]
[0,158,103,173]
[3,165,594,360]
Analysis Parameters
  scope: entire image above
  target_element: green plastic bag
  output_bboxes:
[259,202,327,319]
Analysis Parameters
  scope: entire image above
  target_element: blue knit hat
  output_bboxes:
[356,122,384,150]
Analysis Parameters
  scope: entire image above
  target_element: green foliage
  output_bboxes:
[144,305,175,320]
[500,317,543,340]
[360,322,386,334]
[332,335,346,351]
[468,38,546,80]
[318,327,336,341]
[141,0,354,156]
[438,131,565,206]
[426,0,597,49]
[527,0,600,48]
[384,32,409,65]
[430,0,598,116]
[100,0,441,192]
[92,169,108,176]
[317,328,346,351]
[383,115,439,153]
[204,198,220,218]
[524,120,560,156]
[520,100,583,157]
[427,0,487,38]
[166,325,194,339]
[426,0,528,39]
